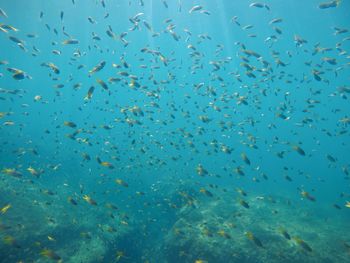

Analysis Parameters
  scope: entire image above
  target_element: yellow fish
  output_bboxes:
[0,204,11,214]
[83,195,97,206]
[40,248,61,260]
[115,179,128,187]
[47,236,56,241]
[116,251,128,262]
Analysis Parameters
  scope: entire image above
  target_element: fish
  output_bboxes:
[200,10,211,15]
[293,237,312,252]
[333,27,348,35]
[64,121,77,128]
[41,62,60,74]
[68,196,78,205]
[40,249,61,260]
[96,79,109,90]
[241,49,261,58]
[217,230,231,239]
[89,61,106,75]
[3,121,15,126]
[143,20,153,31]
[245,231,264,247]
[96,157,114,169]
[88,17,96,24]
[116,251,129,262]
[12,71,26,80]
[27,33,38,38]
[9,36,24,45]
[0,204,11,214]
[3,236,20,248]
[106,29,116,39]
[189,5,203,14]
[84,86,95,100]
[27,166,41,177]
[115,179,128,187]
[249,2,270,10]
[0,24,19,32]
[47,236,56,242]
[326,154,336,162]
[234,167,245,176]
[301,190,316,201]
[312,70,322,81]
[52,50,61,55]
[294,35,308,46]
[196,164,208,176]
[236,188,247,196]
[82,195,97,206]
[199,188,213,197]
[62,39,79,45]
[239,200,250,208]
[241,153,251,165]
[274,27,283,34]
[269,18,283,24]
[322,57,337,65]
[278,228,291,240]
[82,153,91,161]
[318,0,341,9]
[291,145,305,156]
[1,168,22,177]
[106,203,118,210]
[333,204,341,210]
[0,8,8,18]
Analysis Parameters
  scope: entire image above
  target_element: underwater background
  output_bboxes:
[0,0,350,262]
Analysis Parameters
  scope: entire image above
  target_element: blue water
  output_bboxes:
[0,1,349,262]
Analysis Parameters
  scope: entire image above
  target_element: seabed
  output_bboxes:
[0,175,349,263]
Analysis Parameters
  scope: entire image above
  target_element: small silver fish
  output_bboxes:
[189,5,203,14]
[0,8,8,18]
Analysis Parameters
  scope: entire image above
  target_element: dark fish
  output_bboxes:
[292,145,305,156]
[68,197,78,205]
[293,237,312,252]
[9,36,24,45]
[84,86,95,100]
[246,232,264,248]
[279,229,291,240]
[239,200,250,208]
[62,39,79,45]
